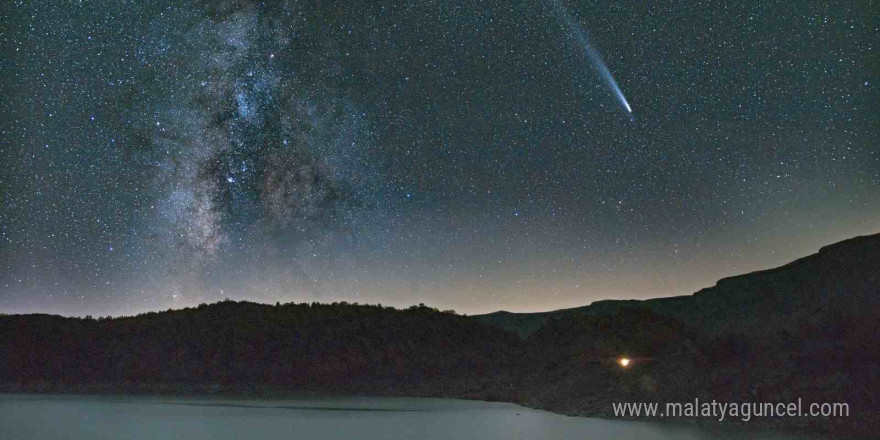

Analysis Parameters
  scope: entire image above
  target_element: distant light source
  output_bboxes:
[618,357,631,367]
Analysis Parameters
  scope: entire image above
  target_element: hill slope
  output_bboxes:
[478,233,880,435]
[475,233,880,338]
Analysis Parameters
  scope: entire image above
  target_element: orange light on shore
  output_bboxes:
[618,357,631,367]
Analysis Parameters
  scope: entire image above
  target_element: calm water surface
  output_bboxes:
[0,394,819,440]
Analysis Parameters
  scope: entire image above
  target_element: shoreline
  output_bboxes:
[1,383,860,439]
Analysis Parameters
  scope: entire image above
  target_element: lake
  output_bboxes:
[0,394,818,440]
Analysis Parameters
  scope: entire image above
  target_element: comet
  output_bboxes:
[547,0,633,117]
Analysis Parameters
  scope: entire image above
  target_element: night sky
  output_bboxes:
[2,0,877,317]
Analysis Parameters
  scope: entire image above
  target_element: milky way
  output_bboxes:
[2,0,878,316]
[146,4,376,263]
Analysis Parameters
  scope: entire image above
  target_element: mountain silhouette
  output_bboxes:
[2,233,878,436]
[476,233,880,337]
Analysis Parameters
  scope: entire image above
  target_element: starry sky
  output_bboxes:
[2,0,878,317]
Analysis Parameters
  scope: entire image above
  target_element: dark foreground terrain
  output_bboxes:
[2,234,879,437]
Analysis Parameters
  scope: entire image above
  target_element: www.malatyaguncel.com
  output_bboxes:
[612,399,849,422]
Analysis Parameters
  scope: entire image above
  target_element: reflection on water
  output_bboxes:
[0,394,818,440]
